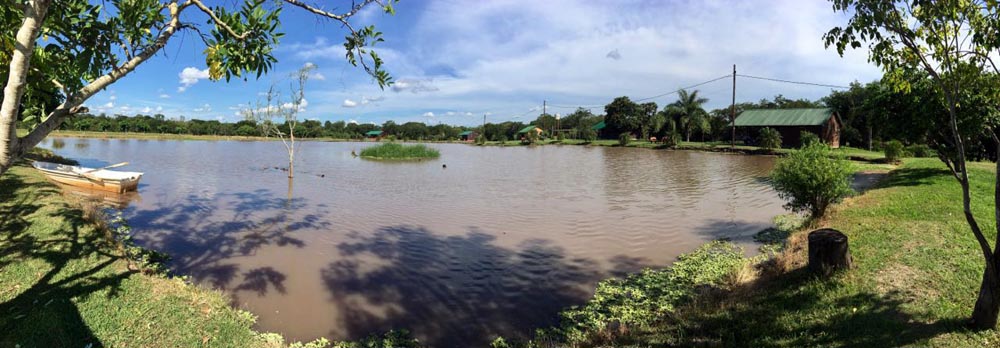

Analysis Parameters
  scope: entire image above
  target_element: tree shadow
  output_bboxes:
[126,188,321,295]
[677,268,966,347]
[690,218,775,245]
[321,225,654,347]
[0,170,134,347]
[878,167,949,188]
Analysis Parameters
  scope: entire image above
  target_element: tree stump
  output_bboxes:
[807,228,853,276]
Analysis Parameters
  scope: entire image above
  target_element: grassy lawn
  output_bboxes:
[636,158,1000,347]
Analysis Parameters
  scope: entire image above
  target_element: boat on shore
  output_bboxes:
[32,161,143,193]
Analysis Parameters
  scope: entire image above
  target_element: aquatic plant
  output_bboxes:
[360,143,440,159]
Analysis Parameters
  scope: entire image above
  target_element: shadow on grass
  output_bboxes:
[0,170,134,348]
[877,167,950,189]
[321,225,655,347]
[674,267,966,347]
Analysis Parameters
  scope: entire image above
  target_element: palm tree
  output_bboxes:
[665,89,709,142]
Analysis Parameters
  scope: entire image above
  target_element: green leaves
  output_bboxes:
[770,142,855,218]
[205,0,283,82]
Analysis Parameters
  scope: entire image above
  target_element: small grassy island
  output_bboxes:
[359,143,440,160]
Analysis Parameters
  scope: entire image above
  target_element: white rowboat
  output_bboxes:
[32,161,143,193]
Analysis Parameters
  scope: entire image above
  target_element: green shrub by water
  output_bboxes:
[618,132,631,146]
[799,131,821,147]
[770,142,854,218]
[883,140,904,162]
[360,143,440,159]
[758,127,782,150]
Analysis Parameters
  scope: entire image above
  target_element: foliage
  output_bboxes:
[906,144,933,158]
[579,128,598,142]
[604,96,642,137]
[359,143,440,159]
[883,140,904,163]
[475,134,486,145]
[555,241,746,345]
[618,132,631,146]
[522,129,540,145]
[770,142,854,218]
[665,89,709,142]
[757,127,782,150]
[800,131,821,147]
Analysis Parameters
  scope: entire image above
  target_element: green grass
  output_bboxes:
[359,142,440,160]
[510,158,999,347]
[0,163,418,348]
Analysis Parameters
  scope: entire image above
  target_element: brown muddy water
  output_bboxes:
[41,138,786,347]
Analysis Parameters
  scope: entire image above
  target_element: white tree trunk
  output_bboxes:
[0,0,50,174]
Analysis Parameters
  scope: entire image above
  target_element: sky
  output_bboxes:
[85,0,883,126]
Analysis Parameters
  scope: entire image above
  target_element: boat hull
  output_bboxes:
[33,162,142,193]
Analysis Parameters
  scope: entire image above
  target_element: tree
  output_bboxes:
[770,142,854,219]
[826,0,1000,329]
[665,89,709,142]
[243,65,313,178]
[0,0,397,175]
[604,96,641,137]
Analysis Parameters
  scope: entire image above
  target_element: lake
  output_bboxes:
[41,137,786,347]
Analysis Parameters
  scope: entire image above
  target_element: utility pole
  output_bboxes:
[482,113,487,140]
[730,64,736,149]
[543,100,547,116]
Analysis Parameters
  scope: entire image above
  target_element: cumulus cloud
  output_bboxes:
[159,94,170,99]
[342,99,358,108]
[102,102,114,108]
[193,104,212,113]
[422,112,435,117]
[361,96,384,105]
[178,67,210,92]
[141,107,152,113]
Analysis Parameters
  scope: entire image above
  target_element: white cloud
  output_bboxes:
[312,72,326,81]
[342,99,358,108]
[361,95,384,105]
[141,107,152,113]
[178,67,210,92]
[156,106,163,112]
[102,102,114,108]
[193,104,212,113]
[348,119,358,124]
[422,112,435,117]
[391,78,439,93]
[109,95,117,101]
[159,94,170,99]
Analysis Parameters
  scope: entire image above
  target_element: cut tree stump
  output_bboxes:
[807,228,853,276]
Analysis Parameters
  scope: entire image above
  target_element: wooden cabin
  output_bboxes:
[459,130,478,141]
[734,108,841,148]
[364,130,383,141]
[517,125,544,139]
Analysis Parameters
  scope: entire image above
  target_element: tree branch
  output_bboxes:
[188,0,250,40]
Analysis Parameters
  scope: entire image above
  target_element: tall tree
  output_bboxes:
[604,96,641,137]
[665,89,709,142]
[0,0,397,175]
[826,0,1000,329]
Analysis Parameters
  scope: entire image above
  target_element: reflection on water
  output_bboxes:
[43,138,786,347]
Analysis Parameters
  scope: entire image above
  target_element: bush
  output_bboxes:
[758,127,782,150]
[521,131,539,145]
[883,140,904,162]
[580,128,597,142]
[906,144,933,158]
[770,142,854,218]
[359,143,440,159]
[662,129,681,148]
[475,134,486,145]
[618,132,631,146]
[800,131,821,147]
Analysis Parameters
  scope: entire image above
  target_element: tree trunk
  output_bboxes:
[970,265,1000,329]
[0,0,51,175]
[807,228,853,277]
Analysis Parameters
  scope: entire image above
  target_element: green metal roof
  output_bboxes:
[734,108,834,127]
[517,125,540,134]
[365,130,383,136]
[591,120,606,131]
[458,130,475,136]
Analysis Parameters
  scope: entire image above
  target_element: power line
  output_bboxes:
[547,74,732,109]
[736,74,851,89]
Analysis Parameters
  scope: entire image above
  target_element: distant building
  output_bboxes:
[590,120,610,139]
[458,130,478,141]
[517,125,544,138]
[364,130,383,141]
[734,108,841,148]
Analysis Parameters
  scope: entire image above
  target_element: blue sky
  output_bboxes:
[85,0,881,126]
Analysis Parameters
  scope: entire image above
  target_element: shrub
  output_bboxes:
[906,144,933,158]
[770,142,854,218]
[556,133,564,141]
[662,129,681,148]
[618,132,631,146]
[799,131,821,147]
[521,131,539,145]
[359,143,440,159]
[475,134,486,145]
[758,127,782,150]
[580,128,597,142]
[883,140,904,162]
